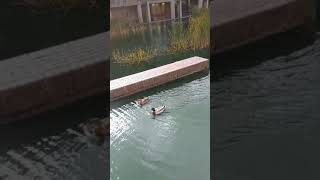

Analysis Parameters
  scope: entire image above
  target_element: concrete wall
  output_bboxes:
[211,0,316,55]
[110,56,209,101]
[0,32,109,122]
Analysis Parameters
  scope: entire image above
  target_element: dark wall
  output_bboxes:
[0,0,109,60]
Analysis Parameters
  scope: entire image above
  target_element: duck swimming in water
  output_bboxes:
[81,119,109,143]
[151,106,166,116]
[135,97,150,106]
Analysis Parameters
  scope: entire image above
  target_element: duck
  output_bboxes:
[94,120,110,138]
[135,97,150,106]
[81,119,109,140]
[151,106,166,116]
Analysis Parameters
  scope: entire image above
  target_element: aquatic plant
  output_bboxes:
[167,22,190,52]
[168,8,210,52]
[188,8,210,50]
[112,48,157,65]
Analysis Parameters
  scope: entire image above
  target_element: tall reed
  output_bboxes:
[168,8,209,53]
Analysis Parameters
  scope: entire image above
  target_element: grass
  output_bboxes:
[112,48,157,65]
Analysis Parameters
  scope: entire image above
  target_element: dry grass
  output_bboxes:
[112,48,157,65]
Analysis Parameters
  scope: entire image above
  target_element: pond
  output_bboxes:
[110,73,210,180]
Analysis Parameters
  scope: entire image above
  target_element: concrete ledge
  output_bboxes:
[0,32,109,122]
[211,0,316,54]
[110,56,209,101]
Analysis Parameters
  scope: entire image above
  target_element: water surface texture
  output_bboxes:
[212,30,320,180]
[0,96,108,179]
[110,74,210,180]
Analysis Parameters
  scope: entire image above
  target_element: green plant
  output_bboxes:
[167,22,189,53]
[168,8,209,52]
[112,48,157,65]
[188,8,210,50]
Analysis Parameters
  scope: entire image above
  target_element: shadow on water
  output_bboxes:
[0,94,109,179]
[211,23,320,179]
[211,27,316,80]
[0,94,108,153]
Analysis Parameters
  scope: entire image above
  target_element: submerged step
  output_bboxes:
[110,56,209,101]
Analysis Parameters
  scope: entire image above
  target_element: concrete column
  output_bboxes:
[137,1,143,23]
[171,0,176,20]
[147,1,152,23]
[179,0,182,18]
[206,0,209,8]
[198,0,203,8]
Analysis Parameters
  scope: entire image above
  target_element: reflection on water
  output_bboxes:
[0,96,108,180]
[212,30,320,179]
[110,74,210,180]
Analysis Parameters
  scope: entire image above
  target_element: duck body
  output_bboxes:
[151,106,166,116]
[135,97,150,106]
[81,120,110,139]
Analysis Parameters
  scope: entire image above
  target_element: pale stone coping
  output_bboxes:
[0,31,110,90]
[110,56,208,91]
[211,0,296,26]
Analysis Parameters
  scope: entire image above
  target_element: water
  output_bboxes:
[0,96,109,179]
[212,29,320,179]
[110,21,209,79]
[110,73,210,180]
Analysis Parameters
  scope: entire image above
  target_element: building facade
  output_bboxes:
[110,0,209,23]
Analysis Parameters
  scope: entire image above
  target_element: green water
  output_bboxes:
[110,74,210,180]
